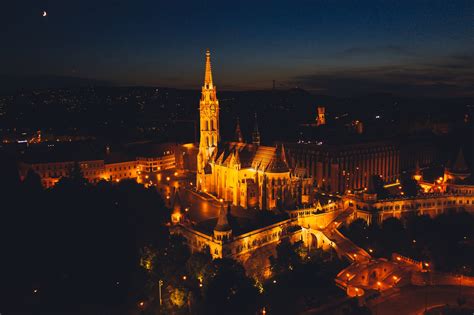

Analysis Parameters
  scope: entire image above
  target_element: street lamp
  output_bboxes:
[158,279,163,306]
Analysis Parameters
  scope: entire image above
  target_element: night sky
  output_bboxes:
[1,0,473,96]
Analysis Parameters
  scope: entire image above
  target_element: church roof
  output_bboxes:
[213,142,289,173]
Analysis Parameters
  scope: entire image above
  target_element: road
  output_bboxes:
[368,285,474,315]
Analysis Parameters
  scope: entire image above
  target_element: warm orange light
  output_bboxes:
[377,281,381,286]
[182,275,187,280]
[166,176,170,181]
[396,257,401,261]
[174,172,178,176]
[424,262,430,267]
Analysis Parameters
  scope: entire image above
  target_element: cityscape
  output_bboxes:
[1,1,473,315]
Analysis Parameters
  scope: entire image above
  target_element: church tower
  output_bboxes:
[252,113,261,146]
[197,49,220,190]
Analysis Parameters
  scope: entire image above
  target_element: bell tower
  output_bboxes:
[197,49,220,190]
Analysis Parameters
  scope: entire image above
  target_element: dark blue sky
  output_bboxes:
[1,0,473,96]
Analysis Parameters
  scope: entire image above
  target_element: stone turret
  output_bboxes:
[413,161,422,181]
[214,202,233,242]
[363,175,378,202]
[445,148,471,182]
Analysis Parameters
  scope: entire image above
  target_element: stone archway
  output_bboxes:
[308,233,319,251]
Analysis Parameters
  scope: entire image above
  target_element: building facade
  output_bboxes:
[285,141,399,194]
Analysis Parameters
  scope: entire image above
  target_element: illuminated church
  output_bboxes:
[196,50,312,210]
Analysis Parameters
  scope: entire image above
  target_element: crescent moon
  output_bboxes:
[42,11,47,17]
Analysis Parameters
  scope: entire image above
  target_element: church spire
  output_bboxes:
[252,113,261,146]
[234,117,244,143]
[204,49,213,87]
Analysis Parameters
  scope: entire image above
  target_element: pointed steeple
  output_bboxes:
[452,148,469,173]
[234,147,240,165]
[214,202,232,232]
[204,49,213,88]
[234,117,244,143]
[252,113,261,146]
[268,144,289,172]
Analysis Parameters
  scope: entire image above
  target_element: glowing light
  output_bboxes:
[182,275,187,280]
[396,257,401,261]
[33,289,38,293]
[138,301,145,308]
[174,172,178,176]
[392,276,398,280]
[42,11,47,17]
[377,281,381,286]
[273,280,277,284]
[166,176,170,181]
[424,262,430,267]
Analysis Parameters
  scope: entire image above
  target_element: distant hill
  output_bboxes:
[0,75,114,94]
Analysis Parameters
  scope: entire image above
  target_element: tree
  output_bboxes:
[270,240,303,274]
[400,174,421,197]
[186,250,212,282]
[202,258,259,314]
[22,169,43,193]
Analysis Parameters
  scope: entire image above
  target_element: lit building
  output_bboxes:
[195,50,312,209]
[346,149,474,224]
[316,106,326,126]
[19,159,104,188]
[285,140,399,194]
[18,142,179,187]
